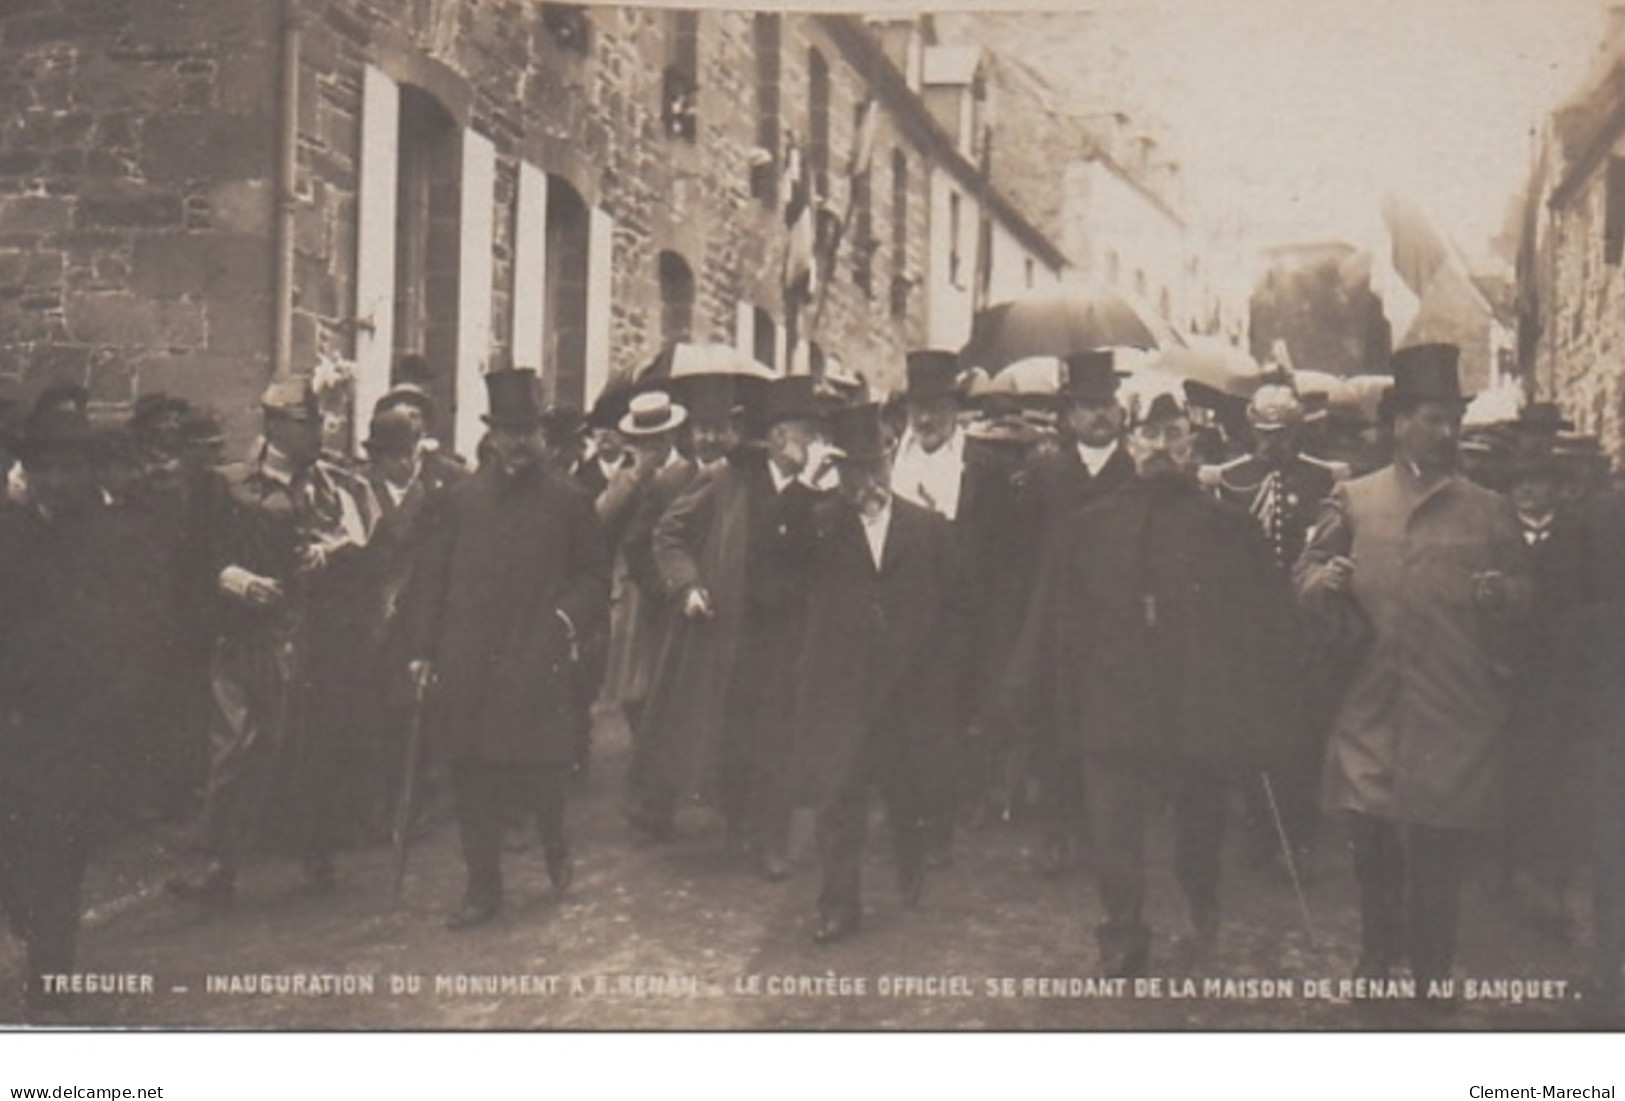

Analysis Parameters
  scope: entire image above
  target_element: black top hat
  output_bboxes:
[261,376,320,422]
[828,402,889,464]
[762,375,824,427]
[14,405,103,462]
[482,368,544,431]
[1514,402,1574,435]
[1060,350,1126,402]
[1389,344,1466,408]
[904,350,964,403]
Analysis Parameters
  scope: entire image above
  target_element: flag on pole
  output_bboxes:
[781,138,817,307]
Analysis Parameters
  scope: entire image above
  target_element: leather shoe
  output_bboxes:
[167,866,235,909]
[812,911,860,945]
[445,901,500,931]
[545,844,574,891]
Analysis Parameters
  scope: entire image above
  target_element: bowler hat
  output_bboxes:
[1059,349,1127,403]
[762,375,824,427]
[828,402,889,464]
[1389,344,1466,409]
[364,407,418,458]
[539,402,586,440]
[1514,402,1574,435]
[619,391,688,437]
[260,376,320,422]
[904,350,965,403]
[1128,390,1188,430]
[377,381,436,418]
[481,368,544,431]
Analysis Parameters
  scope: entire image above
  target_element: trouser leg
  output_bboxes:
[533,763,570,852]
[1081,756,1151,973]
[195,642,285,873]
[452,761,503,909]
[1173,772,1227,938]
[1348,813,1404,974]
[816,775,868,924]
[1405,823,1467,985]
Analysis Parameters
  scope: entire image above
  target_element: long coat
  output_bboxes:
[792,496,972,808]
[1005,476,1304,773]
[413,462,608,766]
[639,448,819,799]
[1295,464,1529,831]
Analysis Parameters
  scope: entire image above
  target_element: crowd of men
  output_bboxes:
[1,339,1622,1024]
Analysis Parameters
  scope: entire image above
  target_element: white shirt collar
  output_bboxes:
[1076,441,1120,477]
[767,457,797,494]
[859,497,893,569]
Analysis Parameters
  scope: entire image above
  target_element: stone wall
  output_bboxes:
[1,1,1040,450]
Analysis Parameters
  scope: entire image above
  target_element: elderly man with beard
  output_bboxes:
[1006,390,1303,978]
[1296,344,1529,1008]
[794,403,971,943]
[635,377,829,878]
[408,369,608,930]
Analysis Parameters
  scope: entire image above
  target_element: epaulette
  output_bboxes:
[1300,453,1351,483]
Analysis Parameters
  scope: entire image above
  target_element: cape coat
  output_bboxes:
[1295,464,1529,831]
[1005,476,1304,772]
[411,461,608,766]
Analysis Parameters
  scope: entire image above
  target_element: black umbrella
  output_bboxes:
[960,283,1186,373]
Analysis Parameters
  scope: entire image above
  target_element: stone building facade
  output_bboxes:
[0,1,1066,456]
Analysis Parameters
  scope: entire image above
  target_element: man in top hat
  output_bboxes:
[1297,343,1529,1006]
[633,376,829,877]
[793,402,971,942]
[0,403,170,1019]
[889,349,1005,865]
[407,368,608,929]
[374,377,470,482]
[1012,349,1137,872]
[169,376,377,907]
[1006,388,1303,977]
[1199,379,1349,880]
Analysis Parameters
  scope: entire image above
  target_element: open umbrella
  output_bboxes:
[960,283,1186,372]
[981,355,1064,397]
[636,341,778,384]
[1151,340,1262,400]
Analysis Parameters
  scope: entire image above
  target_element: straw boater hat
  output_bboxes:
[260,376,320,422]
[618,391,688,437]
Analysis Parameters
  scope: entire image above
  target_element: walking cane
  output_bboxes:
[1261,772,1317,947]
[389,676,431,904]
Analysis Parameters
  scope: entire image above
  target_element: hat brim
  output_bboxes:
[481,415,542,431]
[619,406,689,437]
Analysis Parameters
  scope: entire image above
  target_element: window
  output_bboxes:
[890,148,910,320]
[664,10,699,142]
[948,191,963,288]
[751,14,781,204]
[544,175,590,407]
[658,251,695,343]
[753,306,777,370]
[1024,257,1035,289]
[851,150,873,296]
[1606,157,1625,265]
[540,3,591,54]
[392,85,462,443]
[808,49,830,203]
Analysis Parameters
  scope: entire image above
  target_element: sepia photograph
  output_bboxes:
[0,0,1622,1062]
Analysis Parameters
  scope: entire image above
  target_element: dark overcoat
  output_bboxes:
[639,448,819,799]
[792,497,972,808]
[1005,476,1305,772]
[413,461,608,766]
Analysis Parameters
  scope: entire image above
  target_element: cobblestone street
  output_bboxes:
[0,709,1612,1032]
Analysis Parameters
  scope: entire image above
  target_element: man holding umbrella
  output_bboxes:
[794,402,971,943]
[1006,387,1303,977]
[408,368,608,930]
[634,376,829,878]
